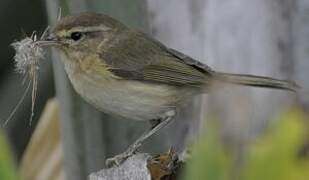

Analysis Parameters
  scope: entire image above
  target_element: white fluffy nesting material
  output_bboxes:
[11,33,45,74]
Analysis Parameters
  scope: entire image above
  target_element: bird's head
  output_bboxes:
[45,12,127,60]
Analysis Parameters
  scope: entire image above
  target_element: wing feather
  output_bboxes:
[99,30,214,87]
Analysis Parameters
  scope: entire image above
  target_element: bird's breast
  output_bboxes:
[63,58,183,121]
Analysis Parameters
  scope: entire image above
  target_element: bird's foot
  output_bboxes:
[105,145,139,167]
[105,153,130,167]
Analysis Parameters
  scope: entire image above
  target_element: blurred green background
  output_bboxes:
[0,130,18,180]
[185,109,309,180]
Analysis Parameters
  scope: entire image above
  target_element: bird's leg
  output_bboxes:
[150,118,163,129]
[106,111,175,167]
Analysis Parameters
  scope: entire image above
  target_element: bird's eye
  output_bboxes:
[70,32,83,41]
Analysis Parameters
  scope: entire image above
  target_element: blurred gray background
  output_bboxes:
[0,0,308,180]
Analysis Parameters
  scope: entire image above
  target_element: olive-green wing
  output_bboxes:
[98,30,214,86]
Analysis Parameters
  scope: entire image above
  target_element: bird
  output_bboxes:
[44,12,298,166]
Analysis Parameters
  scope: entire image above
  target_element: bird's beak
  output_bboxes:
[38,33,60,47]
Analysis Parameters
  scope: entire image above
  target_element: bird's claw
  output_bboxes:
[105,147,137,167]
[105,153,129,167]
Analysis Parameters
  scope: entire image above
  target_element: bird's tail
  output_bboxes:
[214,72,299,92]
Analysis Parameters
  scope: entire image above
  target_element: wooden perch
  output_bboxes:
[89,150,183,180]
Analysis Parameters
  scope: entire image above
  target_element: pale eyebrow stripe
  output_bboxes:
[58,26,111,36]
[70,26,111,32]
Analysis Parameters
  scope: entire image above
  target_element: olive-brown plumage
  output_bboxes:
[47,12,298,166]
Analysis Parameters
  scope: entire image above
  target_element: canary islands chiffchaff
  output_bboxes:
[44,12,298,166]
